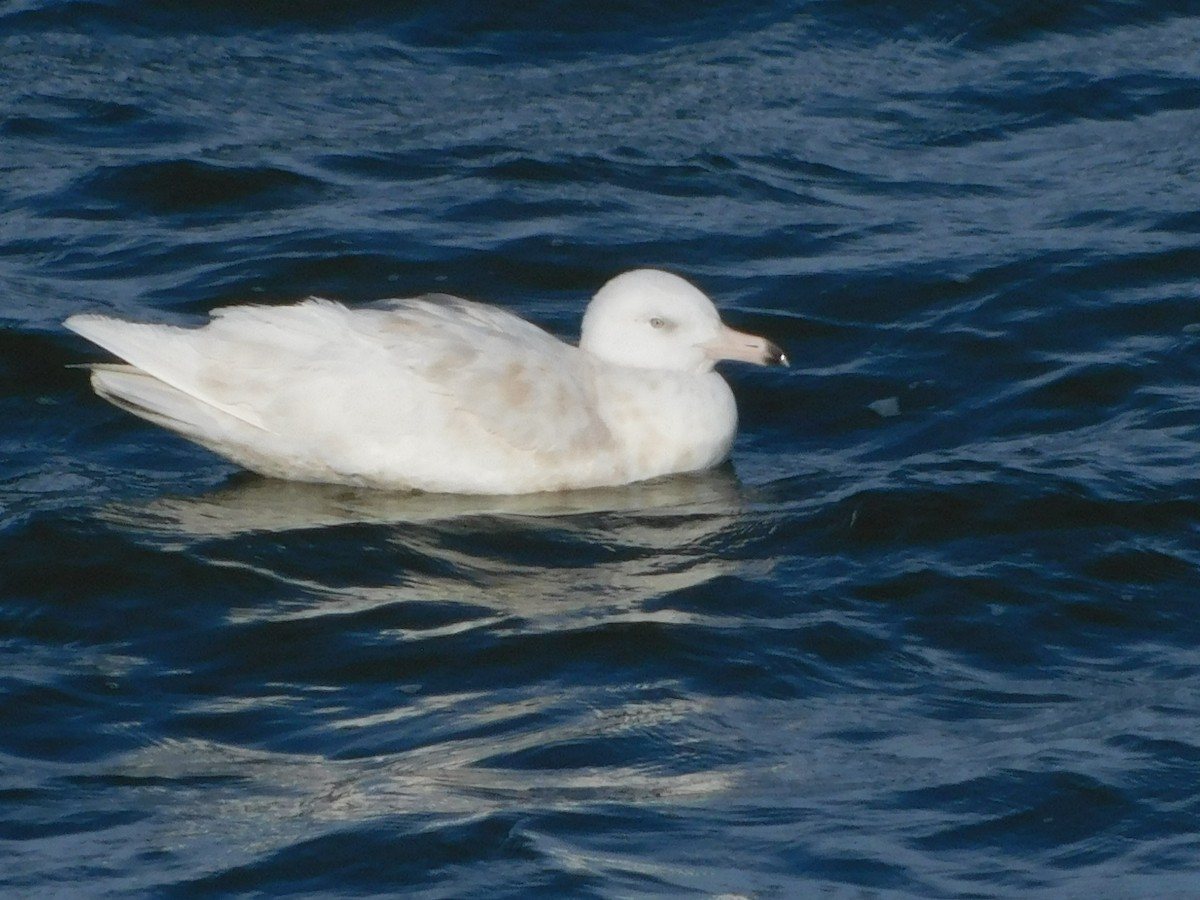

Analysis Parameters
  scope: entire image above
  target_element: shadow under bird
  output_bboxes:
[66,268,787,494]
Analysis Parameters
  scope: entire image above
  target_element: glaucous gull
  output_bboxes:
[66,269,787,493]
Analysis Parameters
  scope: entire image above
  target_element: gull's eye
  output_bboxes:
[649,316,666,329]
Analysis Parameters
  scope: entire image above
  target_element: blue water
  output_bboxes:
[4,2,1200,896]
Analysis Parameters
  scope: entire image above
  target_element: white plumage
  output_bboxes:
[66,269,786,494]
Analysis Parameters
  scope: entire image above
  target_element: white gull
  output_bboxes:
[65,268,787,494]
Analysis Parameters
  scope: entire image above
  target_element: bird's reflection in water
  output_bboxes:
[100,466,769,626]
[98,469,770,838]
[108,466,744,533]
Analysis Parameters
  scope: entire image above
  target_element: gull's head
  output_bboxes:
[580,269,788,373]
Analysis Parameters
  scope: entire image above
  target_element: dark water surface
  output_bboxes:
[4,2,1200,897]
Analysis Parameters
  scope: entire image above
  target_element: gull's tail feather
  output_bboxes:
[65,313,268,430]
[89,364,230,439]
